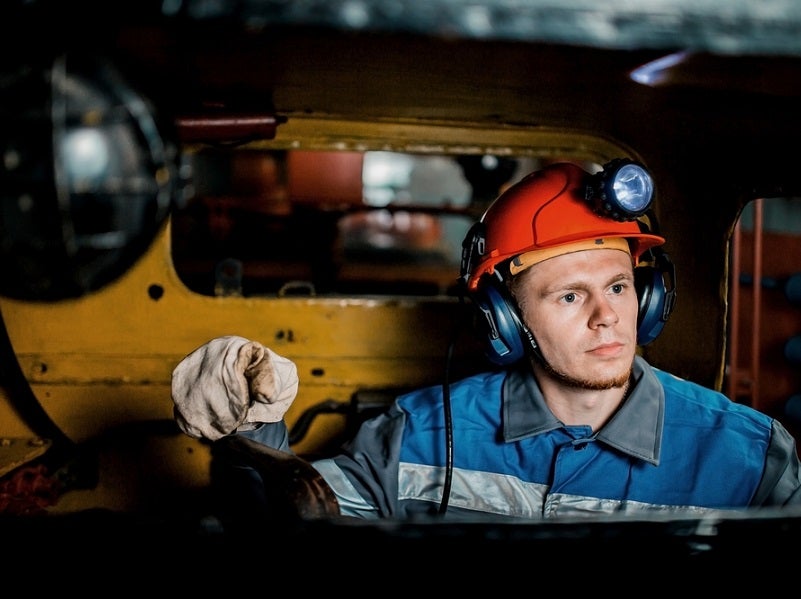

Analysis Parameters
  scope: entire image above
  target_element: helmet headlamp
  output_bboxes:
[587,158,654,221]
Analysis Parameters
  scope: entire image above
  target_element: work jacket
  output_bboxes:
[243,356,801,520]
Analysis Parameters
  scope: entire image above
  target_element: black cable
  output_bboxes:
[438,335,455,515]
[438,291,472,515]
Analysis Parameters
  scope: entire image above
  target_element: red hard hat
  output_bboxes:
[467,162,665,291]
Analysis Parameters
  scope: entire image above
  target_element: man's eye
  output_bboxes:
[563,292,576,303]
[611,284,624,294]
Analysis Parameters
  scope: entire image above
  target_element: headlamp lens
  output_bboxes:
[612,163,653,214]
[588,159,655,220]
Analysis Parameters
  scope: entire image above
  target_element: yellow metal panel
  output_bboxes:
[0,220,475,449]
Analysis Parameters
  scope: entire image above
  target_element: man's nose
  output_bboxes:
[589,296,619,327]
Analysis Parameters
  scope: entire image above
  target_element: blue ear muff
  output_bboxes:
[472,282,533,365]
[635,249,676,346]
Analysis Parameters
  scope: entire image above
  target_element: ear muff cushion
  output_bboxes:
[635,265,667,346]
[474,283,527,365]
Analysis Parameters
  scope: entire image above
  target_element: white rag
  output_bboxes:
[171,335,299,441]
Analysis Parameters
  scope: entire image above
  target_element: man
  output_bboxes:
[172,161,801,521]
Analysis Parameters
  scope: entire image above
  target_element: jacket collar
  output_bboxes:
[502,355,664,465]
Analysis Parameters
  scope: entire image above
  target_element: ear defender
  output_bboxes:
[634,247,677,346]
[471,275,536,366]
[460,222,538,365]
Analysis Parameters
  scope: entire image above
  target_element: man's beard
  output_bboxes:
[536,356,633,391]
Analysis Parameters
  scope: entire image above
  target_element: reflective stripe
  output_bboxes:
[399,461,729,519]
[399,462,547,518]
[313,458,381,519]
[544,493,726,518]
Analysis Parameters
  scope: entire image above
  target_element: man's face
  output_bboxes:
[512,248,638,390]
